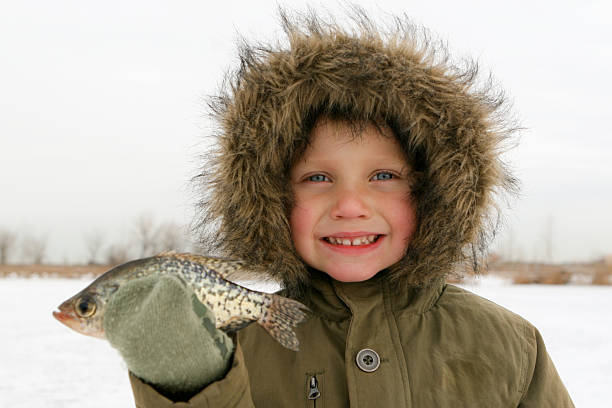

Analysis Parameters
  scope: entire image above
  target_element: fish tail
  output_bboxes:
[259,294,309,351]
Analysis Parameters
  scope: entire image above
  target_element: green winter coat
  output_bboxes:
[129,7,574,407]
[129,271,573,407]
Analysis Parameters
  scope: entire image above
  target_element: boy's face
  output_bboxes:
[290,119,417,282]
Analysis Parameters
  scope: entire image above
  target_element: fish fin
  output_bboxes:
[195,256,248,279]
[258,294,310,351]
[156,249,178,256]
[161,253,248,280]
[207,259,248,279]
[219,316,254,333]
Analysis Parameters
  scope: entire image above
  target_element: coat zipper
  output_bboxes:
[307,375,321,405]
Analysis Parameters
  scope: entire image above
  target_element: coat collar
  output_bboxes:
[304,269,445,321]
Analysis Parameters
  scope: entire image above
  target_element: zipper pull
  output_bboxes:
[307,375,321,400]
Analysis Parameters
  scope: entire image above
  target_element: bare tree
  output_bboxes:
[543,215,554,263]
[501,229,515,262]
[134,214,159,257]
[84,230,105,265]
[105,244,130,266]
[22,234,47,264]
[0,228,17,264]
[156,221,186,252]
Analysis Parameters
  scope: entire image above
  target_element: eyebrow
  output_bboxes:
[292,158,411,175]
[300,152,407,163]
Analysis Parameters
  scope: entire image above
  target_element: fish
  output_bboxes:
[53,252,309,351]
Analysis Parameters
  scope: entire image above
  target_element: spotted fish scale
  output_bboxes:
[159,255,267,331]
[153,254,309,349]
[52,252,309,351]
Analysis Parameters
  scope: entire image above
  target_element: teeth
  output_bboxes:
[325,235,379,246]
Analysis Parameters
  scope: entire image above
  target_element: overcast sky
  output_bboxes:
[1,0,610,264]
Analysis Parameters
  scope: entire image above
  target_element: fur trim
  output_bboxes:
[194,6,518,295]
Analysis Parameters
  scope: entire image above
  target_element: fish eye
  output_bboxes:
[75,296,96,318]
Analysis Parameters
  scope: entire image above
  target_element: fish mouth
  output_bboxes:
[52,309,105,339]
[52,309,70,322]
[52,307,81,332]
[52,305,82,327]
[52,303,105,339]
[53,302,73,322]
[52,309,82,326]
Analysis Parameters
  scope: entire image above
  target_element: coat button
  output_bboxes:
[356,348,380,372]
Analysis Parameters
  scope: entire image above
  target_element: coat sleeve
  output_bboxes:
[128,341,255,408]
[518,326,574,408]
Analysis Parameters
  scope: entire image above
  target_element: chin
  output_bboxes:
[324,267,381,283]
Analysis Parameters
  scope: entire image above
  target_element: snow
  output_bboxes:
[0,278,133,408]
[1,276,609,406]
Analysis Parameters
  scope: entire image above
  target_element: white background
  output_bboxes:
[1,0,611,264]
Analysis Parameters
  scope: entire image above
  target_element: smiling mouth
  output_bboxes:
[322,235,382,246]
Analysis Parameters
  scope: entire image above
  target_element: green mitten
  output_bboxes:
[103,274,234,397]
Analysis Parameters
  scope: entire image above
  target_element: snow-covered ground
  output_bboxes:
[1,276,609,407]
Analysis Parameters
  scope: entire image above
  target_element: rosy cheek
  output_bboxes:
[399,199,418,242]
[385,194,417,246]
[289,204,312,247]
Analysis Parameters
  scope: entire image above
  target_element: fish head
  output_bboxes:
[52,261,140,338]
[52,256,166,338]
[53,284,116,338]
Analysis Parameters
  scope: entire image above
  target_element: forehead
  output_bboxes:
[298,119,406,163]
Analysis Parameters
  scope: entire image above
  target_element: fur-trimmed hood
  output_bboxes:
[195,7,517,295]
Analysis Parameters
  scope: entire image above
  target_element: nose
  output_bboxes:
[329,187,372,220]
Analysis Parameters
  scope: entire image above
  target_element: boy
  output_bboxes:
[104,8,574,407]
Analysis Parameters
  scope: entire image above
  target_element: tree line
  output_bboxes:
[0,215,193,265]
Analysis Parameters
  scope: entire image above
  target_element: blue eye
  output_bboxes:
[371,172,394,181]
[307,174,329,182]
